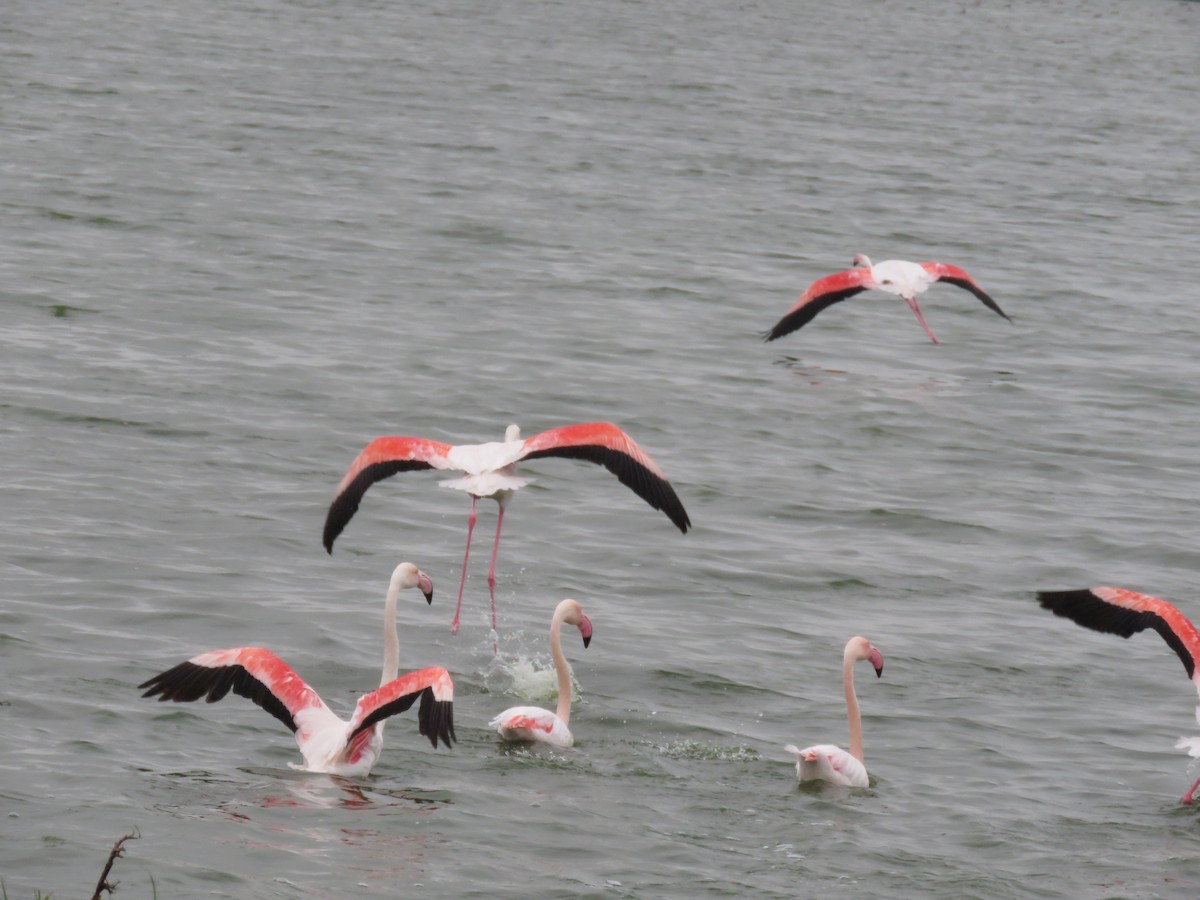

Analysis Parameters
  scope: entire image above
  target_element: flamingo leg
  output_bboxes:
[1182,774,1200,805]
[451,496,479,636]
[904,296,941,345]
[486,504,506,653]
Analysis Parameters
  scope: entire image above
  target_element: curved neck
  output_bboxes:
[844,651,864,762]
[550,613,573,725]
[381,579,401,687]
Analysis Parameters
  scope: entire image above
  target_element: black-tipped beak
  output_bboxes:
[582,634,591,649]
[423,589,434,605]
[874,664,883,678]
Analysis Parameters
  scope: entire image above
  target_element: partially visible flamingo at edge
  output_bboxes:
[765,254,1011,345]
[322,422,690,640]
[1037,587,1200,804]
[786,635,884,788]
[490,598,592,748]
[138,562,455,776]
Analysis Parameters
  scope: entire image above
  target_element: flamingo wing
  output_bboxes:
[763,269,871,342]
[1037,588,1200,691]
[517,422,691,533]
[921,262,1011,321]
[139,647,331,734]
[822,746,869,786]
[348,666,457,749]
[323,436,456,552]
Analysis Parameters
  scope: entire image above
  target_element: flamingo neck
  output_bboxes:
[844,649,864,763]
[549,611,573,725]
[381,578,402,687]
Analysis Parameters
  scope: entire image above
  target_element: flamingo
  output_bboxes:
[322,421,690,637]
[138,562,455,776]
[490,598,592,748]
[1037,587,1200,803]
[785,635,884,788]
[764,254,1011,345]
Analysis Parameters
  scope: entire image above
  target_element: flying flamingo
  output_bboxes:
[322,422,690,638]
[1037,587,1200,803]
[490,598,592,748]
[785,635,884,787]
[139,562,455,776]
[764,254,1011,345]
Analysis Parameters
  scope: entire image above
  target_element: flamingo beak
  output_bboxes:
[578,614,593,649]
[869,646,884,678]
[418,571,434,605]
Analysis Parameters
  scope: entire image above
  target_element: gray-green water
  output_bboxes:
[4,0,1200,896]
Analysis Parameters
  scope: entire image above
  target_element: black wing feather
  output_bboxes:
[763,287,867,342]
[139,661,299,733]
[523,444,691,533]
[350,686,456,749]
[323,460,436,553]
[941,276,1011,321]
[1036,589,1195,680]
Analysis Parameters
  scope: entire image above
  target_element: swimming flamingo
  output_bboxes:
[323,422,690,637]
[785,635,884,787]
[764,254,1010,344]
[139,562,455,775]
[490,598,592,748]
[1037,587,1200,803]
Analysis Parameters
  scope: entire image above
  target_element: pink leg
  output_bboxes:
[904,296,941,345]
[486,505,506,651]
[450,497,478,636]
[1182,774,1200,805]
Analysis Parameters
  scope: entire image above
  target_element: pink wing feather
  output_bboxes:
[764,268,872,341]
[517,422,690,533]
[324,436,456,552]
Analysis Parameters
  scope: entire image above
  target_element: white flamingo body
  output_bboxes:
[323,422,689,637]
[490,705,576,747]
[787,635,883,788]
[1038,587,1200,803]
[491,598,593,748]
[139,563,455,776]
[784,743,868,788]
[765,253,1010,345]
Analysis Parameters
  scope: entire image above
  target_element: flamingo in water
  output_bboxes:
[785,636,884,787]
[490,598,592,748]
[138,562,455,776]
[1037,587,1200,804]
[764,254,1011,345]
[323,422,690,637]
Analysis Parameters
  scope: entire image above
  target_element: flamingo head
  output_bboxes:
[393,562,434,604]
[417,569,434,604]
[556,598,593,649]
[846,635,884,678]
[851,253,873,270]
[867,644,884,678]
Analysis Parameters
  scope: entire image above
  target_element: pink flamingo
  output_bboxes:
[139,562,455,775]
[490,598,592,748]
[323,422,690,637]
[1038,587,1200,803]
[785,636,884,787]
[765,254,1010,344]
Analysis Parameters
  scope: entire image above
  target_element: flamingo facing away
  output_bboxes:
[764,254,1011,345]
[323,422,690,638]
[1037,587,1200,804]
[490,598,593,748]
[785,636,884,787]
[139,562,455,776]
